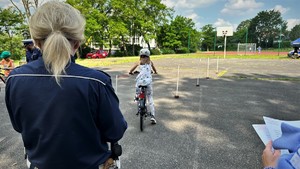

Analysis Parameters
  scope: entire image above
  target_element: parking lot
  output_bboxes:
[1,58,300,169]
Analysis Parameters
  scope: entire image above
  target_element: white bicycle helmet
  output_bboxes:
[139,48,150,57]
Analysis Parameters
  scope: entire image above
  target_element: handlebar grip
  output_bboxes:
[111,143,122,159]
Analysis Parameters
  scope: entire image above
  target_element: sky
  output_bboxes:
[161,0,300,31]
[1,0,300,31]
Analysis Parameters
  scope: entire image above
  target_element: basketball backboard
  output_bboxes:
[217,27,233,37]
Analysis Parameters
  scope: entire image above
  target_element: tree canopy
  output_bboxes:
[3,0,299,58]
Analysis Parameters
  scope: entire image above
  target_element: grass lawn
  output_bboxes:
[75,51,290,68]
[14,51,291,68]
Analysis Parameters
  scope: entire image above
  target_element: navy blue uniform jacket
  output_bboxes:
[5,58,127,169]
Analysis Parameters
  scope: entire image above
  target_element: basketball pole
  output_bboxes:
[223,34,227,59]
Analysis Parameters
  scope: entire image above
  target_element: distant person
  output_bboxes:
[0,51,14,78]
[22,39,42,63]
[258,46,262,53]
[5,1,127,169]
[129,48,158,124]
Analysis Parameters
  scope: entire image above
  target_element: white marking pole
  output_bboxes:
[216,56,219,74]
[196,58,201,86]
[206,58,210,79]
[115,75,118,94]
[175,65,180,98]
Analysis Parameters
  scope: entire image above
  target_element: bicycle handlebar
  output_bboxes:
[110,142,122,160]
[129,70,157,75]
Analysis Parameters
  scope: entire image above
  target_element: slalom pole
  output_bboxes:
[216,56,219,74]
[174,65,180,98]
[206,58,210,79]
[115,75,118,95]
[196,58,201,86]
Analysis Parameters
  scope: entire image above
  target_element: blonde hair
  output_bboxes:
[29,1,85,84]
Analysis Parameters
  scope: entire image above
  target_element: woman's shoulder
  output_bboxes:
[71,63,111,84]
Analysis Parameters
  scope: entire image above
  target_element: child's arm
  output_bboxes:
[151,61,157,74]
[9,61,15,70]
[129,62,139,74]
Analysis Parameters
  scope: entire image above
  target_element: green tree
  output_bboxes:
[0,7,24,59]
[201,24,215,51]
[134,0,171,50]
[289,24,300,41]
[231,19,251,43]
[157,15,200,53]
[248,9,287,48]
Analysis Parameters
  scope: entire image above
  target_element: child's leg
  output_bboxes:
[146,84,155,116]
[135,84,140,97]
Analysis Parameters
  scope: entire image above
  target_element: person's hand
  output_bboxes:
[262,141,281,168]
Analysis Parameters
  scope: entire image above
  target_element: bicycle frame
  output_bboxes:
[0,67,7,84]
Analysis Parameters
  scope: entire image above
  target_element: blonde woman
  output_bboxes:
[5,1,127,169]
[129,48,157,124]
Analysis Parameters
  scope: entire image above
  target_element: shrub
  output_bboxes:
[78,45,92,58]
[150,48,161,55]
[160,48,175,54]
[175,47,189,54]
[126,44,142,56]
[189,48,197,53]
[0,34,24,60]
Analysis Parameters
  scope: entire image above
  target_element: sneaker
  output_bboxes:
[150,116,157,124]
[134,96,138,102]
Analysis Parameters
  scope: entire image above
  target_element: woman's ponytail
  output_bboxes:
[43,31,71,84]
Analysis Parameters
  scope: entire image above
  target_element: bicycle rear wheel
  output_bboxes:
[140,113,144,131]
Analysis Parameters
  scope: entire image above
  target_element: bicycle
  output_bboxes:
[136,85,149,132]
[129,70,156,131]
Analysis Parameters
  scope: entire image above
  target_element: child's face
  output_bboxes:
[140,55,150,64]
[140,55,149,58]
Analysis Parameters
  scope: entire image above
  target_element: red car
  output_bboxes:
[86,50,108,59]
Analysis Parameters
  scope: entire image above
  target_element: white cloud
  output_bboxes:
[221,0,263,15]
[186,12,199,20]
[272,5,289,14]
[287,19,300,30]
[161,0,176,8]
[214,18,233,27]
[162,0,217,9]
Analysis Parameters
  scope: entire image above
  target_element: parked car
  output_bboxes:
[287,50,300,59]
[86,50,108,59]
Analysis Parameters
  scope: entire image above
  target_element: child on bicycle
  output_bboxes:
[129,48,157,124]
[0,51,14,78]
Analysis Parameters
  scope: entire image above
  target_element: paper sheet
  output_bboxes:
[253,116,300,155]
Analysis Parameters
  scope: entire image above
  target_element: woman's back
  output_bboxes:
[6,59,127,169]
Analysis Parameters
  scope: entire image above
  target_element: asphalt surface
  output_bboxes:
[1,58,300,169]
